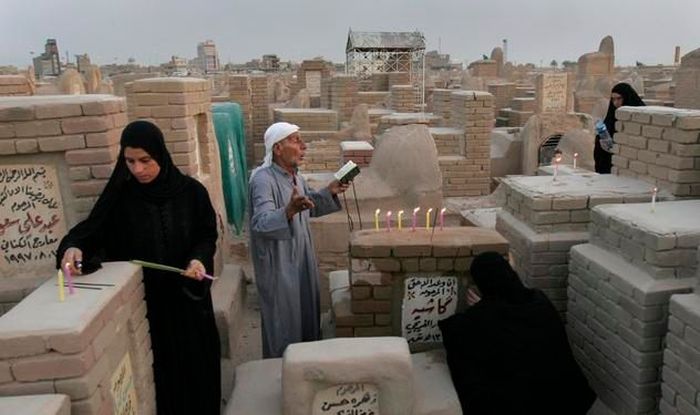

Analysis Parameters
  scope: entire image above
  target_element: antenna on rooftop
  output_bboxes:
[502,39,508,63]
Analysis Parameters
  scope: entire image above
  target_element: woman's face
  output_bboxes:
[611,92,624,108]
[124,146,161,184]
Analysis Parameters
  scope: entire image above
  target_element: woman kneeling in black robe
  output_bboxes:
[439,252,595,415]
[57,120,221,415]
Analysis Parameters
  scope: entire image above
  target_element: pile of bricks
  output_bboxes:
[567,201,700,414]
[508,97,535,126]
[273,108,338,131]
[334,228,508,338]
[0,76,32,96]
[370,73,389,91]
[448,90,494,196]
[611,106,700,197]
[376,113,441,136]
[495,175,672,313]
[388,72,411,88]
[250,75,271,163]
[430,89,453,126]
[0,263,155,415]
[487,83,517,113]
[340,141,373,168]
[299,139,341,173]
[469,61,498,78]
[0,95,126,219]
[663,282,700,414]
[390,85,417,113]
[328,75,358,123]
[126,77,215,177]
[589,202,700,279]
[356,92,389,108]
[430,127,463,157]
[228,75,254,167]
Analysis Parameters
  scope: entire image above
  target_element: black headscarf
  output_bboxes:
[603,82,645,135]
[56,120,189,271]
[470,252,531,304]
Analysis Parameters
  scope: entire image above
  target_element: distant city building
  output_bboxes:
[162,56,189,76]
[197,40,220,73]
[261,54,280,72]
[33,38,62,78]
[75,54,91,75]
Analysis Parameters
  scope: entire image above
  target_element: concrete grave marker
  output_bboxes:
[401,276,458,344]
[536,73,571,113]
[110,352,139,415]
[312,383,379,415]
[306,71,322,97]
[0,164,66,277]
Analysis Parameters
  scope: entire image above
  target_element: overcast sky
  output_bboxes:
[2,0,699,68]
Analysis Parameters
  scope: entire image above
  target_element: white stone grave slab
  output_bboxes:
[312,383,379,415]
[401,276,458,344]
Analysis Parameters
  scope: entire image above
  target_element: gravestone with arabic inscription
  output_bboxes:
[312,383,379,415]
[0,165,67,278]
[401,276,458,345]
[535,73,572,113]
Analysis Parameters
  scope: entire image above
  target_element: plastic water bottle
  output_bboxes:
[595,120,614,152]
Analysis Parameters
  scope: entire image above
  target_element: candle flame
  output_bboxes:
[387,211,392,216]
[440,207,446,214]
[398,210,404,215]
[413,207,421,213]
[555,155,562,163]
[653,187,658,192]
[375,208,380,215]
[574,153,578,157]
[427,208,433,214]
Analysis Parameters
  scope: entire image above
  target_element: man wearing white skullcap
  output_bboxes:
[248,122,350,358]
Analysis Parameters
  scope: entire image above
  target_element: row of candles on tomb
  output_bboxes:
[374,207,447,231]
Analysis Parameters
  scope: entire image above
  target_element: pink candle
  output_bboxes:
[63,263,75,295]
[412,207,420,232]
[386,211,392,232]
[440,208,446,230]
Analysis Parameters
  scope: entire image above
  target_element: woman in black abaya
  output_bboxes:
[438,252,595,415]
[57,120,221,414]
[595,82,645,174]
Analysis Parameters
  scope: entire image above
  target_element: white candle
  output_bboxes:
[651,187,658,213]
[374,209,380,230]
[553,155,562,181]
[573,152,578,169]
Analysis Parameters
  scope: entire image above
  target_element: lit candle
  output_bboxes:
[412,207,420,232]
[57,270,65,302]
[573,152,578,169]
[426,208,433,230]
[440,207,446,230]
[553,155,562,181]
[397,210,404,231]
[386,211,392,232]
[374,209,380,231]
[651,187,658,213]
[63,263,75,295]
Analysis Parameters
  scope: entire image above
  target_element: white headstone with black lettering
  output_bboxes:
[312,383,379,415]
[401,276,458,345]
[0,165,67,278]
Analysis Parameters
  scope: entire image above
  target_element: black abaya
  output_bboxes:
[57,121,221,415]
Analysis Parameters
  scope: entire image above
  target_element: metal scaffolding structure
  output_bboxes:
[345,30,426,108]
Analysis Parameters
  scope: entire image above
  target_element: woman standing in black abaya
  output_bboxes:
[595,82,645,174]
[57,120,221,414]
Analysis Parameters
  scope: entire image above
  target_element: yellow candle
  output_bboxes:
[397,210,404,230]
[57,270,65,302]
[426,208,433,230]
[374,209,381,230]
